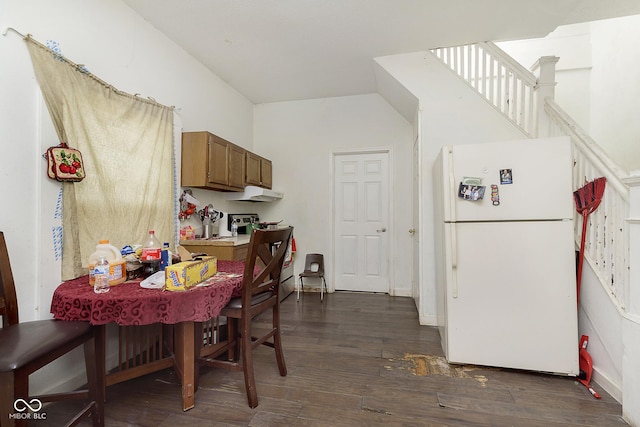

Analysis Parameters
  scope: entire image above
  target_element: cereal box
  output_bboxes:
[164,256,217,291]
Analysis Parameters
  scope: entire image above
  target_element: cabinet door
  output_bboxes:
[260,158,272,189]
[245,152,261,186]
[181,132,209,187]
[228,143,246,190]
[208,135,229,186]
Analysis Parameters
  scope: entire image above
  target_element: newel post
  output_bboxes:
[531,56,559,138]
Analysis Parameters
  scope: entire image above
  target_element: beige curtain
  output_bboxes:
[26,37,175,280]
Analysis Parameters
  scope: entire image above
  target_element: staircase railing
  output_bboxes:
[431,42,631,312]
[431,41,536,137]
[545,98,630,310]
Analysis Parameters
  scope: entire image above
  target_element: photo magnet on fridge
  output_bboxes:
[500,169,513,184]
[458,182,486,201]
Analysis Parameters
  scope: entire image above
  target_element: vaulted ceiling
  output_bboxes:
[124,0,640,104]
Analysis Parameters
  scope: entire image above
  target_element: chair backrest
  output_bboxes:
[303,253,324,275]
[241,227,294,304]
[0,231,19,327]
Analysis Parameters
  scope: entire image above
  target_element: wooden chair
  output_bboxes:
[197,227,293,408]
[298,253,327,301]
[0,232,104,427]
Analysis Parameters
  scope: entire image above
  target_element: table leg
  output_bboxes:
[174,321,195,411]
[95,325,107,400]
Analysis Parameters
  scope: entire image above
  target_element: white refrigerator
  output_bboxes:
[433,136,578,375]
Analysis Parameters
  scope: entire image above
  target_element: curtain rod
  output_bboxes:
[2,27,27,38]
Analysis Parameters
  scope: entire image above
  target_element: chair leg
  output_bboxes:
[84,333,105,427]
[227,318,239,361]
[320,276,327,302]
[240,318,258,408]
[297,277,303,301]
[6,370,30,427]
[0,371,15,427]
[273,304,287,377]
[193,322,203,393]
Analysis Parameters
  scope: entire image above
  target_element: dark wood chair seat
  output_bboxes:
[0,321,93,372]
[0,231,104,427]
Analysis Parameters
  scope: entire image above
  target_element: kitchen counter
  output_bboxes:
[179,236,250,261]
[179,235,251,247]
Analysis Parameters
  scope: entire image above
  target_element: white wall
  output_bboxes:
[0,0,253,393]
[374,52,526,325]
[253,94,414,296]
[499,15,640,173]
[589,15,640,173]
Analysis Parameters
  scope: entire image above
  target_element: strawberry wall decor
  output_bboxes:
[45,142,86,182]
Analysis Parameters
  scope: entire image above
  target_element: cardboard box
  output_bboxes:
[164,256,217,291]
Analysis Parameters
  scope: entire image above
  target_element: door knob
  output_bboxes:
[409,228,416,235]
[376,227,387,233]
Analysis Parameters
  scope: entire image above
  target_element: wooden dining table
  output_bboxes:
[50,260,246,411]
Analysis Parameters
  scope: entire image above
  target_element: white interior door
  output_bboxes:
[334,151,390,293]
[412,136,420,300]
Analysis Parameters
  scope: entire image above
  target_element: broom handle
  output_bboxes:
[576,211,589,305]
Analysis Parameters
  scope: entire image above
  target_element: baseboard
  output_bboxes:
[390,287,412,297]
[419,313,437,326]
[593,367,622,403]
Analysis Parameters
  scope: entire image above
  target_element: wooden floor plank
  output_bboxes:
[42,292,627,426]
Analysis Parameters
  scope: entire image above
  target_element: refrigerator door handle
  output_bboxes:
[447,149,457,221]
[450,223,458,299]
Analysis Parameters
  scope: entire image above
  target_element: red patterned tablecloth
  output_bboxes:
[50,260,246,326]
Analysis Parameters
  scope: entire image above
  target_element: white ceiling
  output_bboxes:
[123,0,640,104]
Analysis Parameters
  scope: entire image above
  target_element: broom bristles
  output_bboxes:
[574,177,606,212]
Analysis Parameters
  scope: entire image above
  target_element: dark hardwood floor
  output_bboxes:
[44,291,626,426]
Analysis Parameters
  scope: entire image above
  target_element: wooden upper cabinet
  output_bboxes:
[228,143,246,189]
[207,134,229,187]
[245,152,261,186]
[181,131,210,188]
[181,131,244,191]
[260,158,272,189]
[245,152,272,189]
[182,131,272,191]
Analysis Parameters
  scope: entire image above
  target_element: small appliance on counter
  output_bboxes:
[227,213,260,235]
[218,211,231,237]
[198,204,222,239]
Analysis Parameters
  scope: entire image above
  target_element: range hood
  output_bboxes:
[225,185,284,202]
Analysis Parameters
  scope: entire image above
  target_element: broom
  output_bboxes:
[573,176,606,400]
[573,176,606,302]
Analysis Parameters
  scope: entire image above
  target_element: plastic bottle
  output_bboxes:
[88,240,126,286]
[141,230,162,261]
[231,222,238,237]
[160,242,172,271]
[93,256,110,293]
